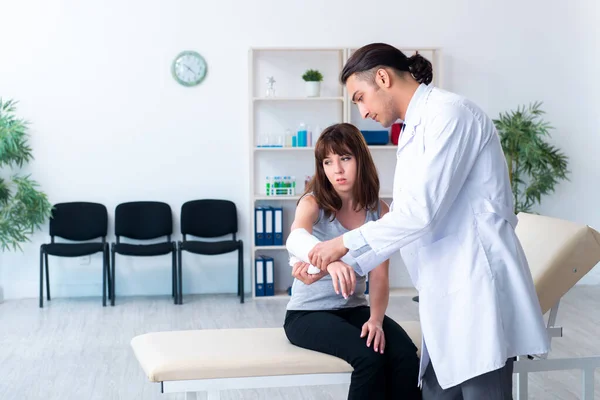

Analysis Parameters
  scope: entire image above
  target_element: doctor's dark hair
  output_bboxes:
[302,123,379,221]
[340,43,433,86]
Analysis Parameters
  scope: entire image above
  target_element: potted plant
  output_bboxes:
[494,101,569,214]
[302,69,323,97]
[0,99,52,252]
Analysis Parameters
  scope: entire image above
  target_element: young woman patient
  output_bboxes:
[284,123,421,400]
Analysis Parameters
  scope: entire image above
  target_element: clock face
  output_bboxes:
[171,51,207,87]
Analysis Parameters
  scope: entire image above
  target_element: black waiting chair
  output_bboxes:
[40,202,110,308]
[177,199,244,304]
[111,201,177,306]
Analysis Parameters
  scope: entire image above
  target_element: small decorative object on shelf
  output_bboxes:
[265,76,276,97]
[257,132,284,148]
[391,123,403,145]
[302,69,323,97]
[360,130,390,145]
[285,129,294,147]
[265,176,296,196]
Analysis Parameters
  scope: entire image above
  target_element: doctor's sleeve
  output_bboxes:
[343,105,492,276]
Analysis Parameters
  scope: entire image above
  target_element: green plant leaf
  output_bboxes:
[302,69,323,82]
[495,102,569,214]
[0,98,53,251]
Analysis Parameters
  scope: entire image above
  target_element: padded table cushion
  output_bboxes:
[131,322,422,382]
[131,212,600,383]
[516,212,600,314]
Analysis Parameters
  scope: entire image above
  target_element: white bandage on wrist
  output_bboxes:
[286,228,355,275]
[286,229,321,274]
[288,255,321,274]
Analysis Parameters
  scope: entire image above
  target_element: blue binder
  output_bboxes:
[264,207,274,245]
[263,256,275,296]
[255,256,265,296]
[255,207,265,246]
[273,207,283,245]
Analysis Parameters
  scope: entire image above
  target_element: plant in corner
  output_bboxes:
[302,69,323,97]
[0,98,52,251]
[494,101,569,214]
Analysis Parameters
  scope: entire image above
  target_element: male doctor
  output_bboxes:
[306,43,550,398]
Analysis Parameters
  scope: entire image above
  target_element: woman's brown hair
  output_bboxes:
[301,123,380,221]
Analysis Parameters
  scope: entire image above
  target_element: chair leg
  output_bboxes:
[172,248,177,305]
[238,241,244,304]
[178,246,183,305]
[111,247,116,306]
[45,253,50,301]
[172,249,176,299]
[39,247,44,308]
[102,250,107,307]
[105,248,112,301]
[237,256,241,297]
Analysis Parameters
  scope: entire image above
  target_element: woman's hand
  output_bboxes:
[292,261,327,285]
[325,261,356,299]
[308,236,348,270]
[361,318,385,354]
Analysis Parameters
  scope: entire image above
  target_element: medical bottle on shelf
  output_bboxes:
[291,176,296,195]
[284,176,291,195]
[285,129,293,147]
[273,176,280,196]
[265,176,271,196]
[313,125,322,146]
[281,176,287,195]
[297,123,307,147]
[307,125,312,147]
[275,176,281,196]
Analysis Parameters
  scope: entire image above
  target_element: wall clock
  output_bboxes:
[171,50,207,87]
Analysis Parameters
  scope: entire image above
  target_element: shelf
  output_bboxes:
[254,147,314,151]
[253,97,344,102]
[254,195,301,201]
[254,290,291,300]
[254,145,397,152]
[251,47,345,52]
[254,245,286,251]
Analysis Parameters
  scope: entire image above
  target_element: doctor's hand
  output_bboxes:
[308,236,348,270]
[325,261,356,299]
[291,261,326,285]
[361,318,385,354]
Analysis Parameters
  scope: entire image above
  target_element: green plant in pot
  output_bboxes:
[302,69,323,97]
[0,98,52,252]
[494,101,569,214]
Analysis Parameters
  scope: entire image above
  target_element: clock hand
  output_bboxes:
[183,64,195,74]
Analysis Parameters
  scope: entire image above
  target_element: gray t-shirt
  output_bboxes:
[286,195,380,311]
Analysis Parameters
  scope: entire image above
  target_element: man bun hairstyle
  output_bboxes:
[340,43,433,86]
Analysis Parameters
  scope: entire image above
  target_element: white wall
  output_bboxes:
[0,0,598,301]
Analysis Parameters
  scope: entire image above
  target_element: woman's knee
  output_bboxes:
[386,347,420,377]
[353,349,386,372]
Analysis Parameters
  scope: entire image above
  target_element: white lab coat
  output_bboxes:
[343,84,550,389]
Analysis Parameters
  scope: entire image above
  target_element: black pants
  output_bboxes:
[284,306,422,400]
